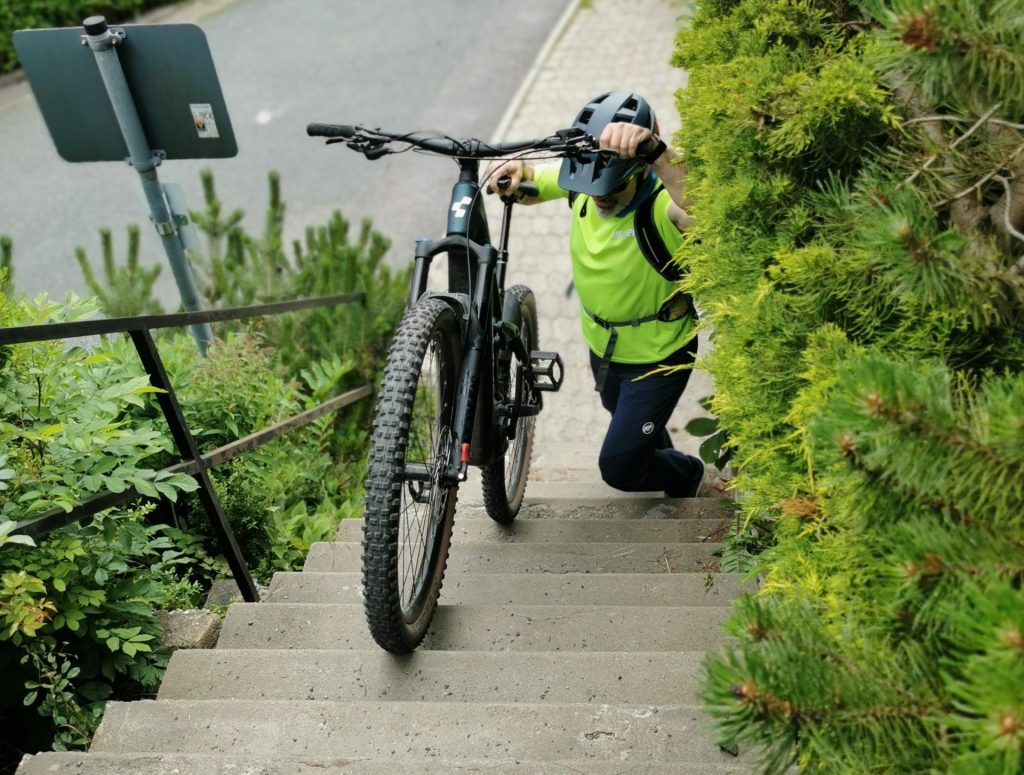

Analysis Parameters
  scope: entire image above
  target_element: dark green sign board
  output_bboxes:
[13,23,237,162]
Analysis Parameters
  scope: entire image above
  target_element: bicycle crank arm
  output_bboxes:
[528,351,564,392]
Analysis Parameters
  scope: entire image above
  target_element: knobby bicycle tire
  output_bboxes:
[481,284,538,524]
[362,298,461,653]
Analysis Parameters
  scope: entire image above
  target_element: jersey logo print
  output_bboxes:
[451,196,473,218]
[642,422,655,435]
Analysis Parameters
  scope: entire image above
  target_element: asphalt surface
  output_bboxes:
[0,0,571,303]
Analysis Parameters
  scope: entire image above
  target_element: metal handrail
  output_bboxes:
[1,293,372,601]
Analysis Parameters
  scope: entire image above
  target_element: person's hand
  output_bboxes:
[599,122,654,160]
[485,158,529,193]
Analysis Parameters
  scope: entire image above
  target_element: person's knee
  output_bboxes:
[599,450,649,491]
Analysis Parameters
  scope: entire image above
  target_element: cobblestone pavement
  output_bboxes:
[483,0,714,473]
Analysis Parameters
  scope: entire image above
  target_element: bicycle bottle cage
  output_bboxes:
[528,351,565,392]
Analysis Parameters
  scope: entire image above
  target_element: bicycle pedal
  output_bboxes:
[528,351,564,392]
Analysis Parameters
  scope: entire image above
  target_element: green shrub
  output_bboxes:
[0,1,175,75]
[0,293,198,523]
[676,0,1024,771]
[76,226,164,318]
[1,180,408,764]
[0,291,210,757]
[0,153,410,766]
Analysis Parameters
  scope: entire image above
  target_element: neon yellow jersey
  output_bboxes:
[532,165,694,364]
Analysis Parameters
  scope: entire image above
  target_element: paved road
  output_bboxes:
[0,0,571,303]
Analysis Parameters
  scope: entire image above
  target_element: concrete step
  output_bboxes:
[267,571,749,607]
[337,516,729,544]
[217,603,733,651]
[304,541,722,575]
[158,649,707,703]
[529,440,706,473]
[19,752,751,774]
[456,495,733,520]
[529,466,608,481]
[89,699,736,765]
[461,478,676,504]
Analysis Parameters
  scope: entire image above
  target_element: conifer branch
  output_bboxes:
[992,175,1024,244]
[890,77,990,233]
[935,144,1024,208]
[844,439,1024,554]
[903,103,1002,187]
[902,117,1024,133]
[843,444,977,527]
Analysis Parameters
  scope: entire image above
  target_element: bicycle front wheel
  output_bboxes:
[481,284,538,524]
[363,298,460,653]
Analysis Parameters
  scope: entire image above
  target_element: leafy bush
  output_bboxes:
[0,1,175,75]
[675,0,1024,771]
[0,291,207,758]
[0,171,408,764]
[0,293,198,523]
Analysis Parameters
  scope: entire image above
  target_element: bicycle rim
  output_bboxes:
[481,285,537,523]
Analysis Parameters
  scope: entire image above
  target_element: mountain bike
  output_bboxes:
[307,123,598,652]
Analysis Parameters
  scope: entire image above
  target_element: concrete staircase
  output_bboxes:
[19,453,749,774]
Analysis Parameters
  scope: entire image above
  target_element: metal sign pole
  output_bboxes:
[81,16,213,354]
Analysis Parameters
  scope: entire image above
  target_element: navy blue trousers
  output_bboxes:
[589,337,704,497]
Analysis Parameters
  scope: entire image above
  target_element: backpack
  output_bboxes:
[568,183,697,391]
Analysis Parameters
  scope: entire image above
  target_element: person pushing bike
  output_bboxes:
[486,91,704,499]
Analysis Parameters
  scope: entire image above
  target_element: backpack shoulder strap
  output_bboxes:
[634,184,682,282]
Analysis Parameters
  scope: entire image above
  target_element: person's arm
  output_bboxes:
[599,122,693,231]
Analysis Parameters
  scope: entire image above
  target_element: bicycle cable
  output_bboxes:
[455,144,570,328]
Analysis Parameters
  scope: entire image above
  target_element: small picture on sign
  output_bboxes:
[190,103,220,139]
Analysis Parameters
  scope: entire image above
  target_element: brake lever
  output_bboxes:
[363,146,390,160]
[562,134,607,158]
[332,136,391,160]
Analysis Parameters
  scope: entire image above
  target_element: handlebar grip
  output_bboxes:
[307,123,356,139]
[489,176,539,200]
[518,180,539,198]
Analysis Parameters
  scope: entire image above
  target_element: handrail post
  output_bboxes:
[128,327,259,602]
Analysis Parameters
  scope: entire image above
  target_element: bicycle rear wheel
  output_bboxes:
[481,284,538,524]
[363,298,460,653]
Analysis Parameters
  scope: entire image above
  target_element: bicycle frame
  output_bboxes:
[407,157,519,486]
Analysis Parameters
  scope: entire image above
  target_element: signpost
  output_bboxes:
[13,16,240,353]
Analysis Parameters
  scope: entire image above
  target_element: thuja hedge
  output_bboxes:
[0,0,175,75]
[673,0,1024,771]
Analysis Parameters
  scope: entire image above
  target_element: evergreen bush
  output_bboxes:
[674,0,1024,771]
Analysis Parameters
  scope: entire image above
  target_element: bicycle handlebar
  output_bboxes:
[306,123,357,139]
[306,123,601,160]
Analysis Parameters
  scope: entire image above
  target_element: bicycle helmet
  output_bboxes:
[558,91,656,196]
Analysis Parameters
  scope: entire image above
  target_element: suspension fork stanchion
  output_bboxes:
[409,238,432,306]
